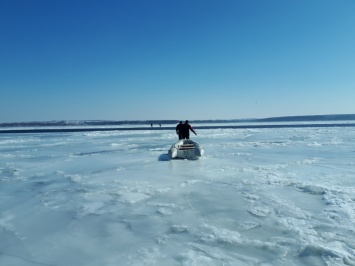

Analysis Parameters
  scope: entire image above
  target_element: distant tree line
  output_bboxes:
[1,114,355,128]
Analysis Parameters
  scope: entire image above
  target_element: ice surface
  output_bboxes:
[1,126,355,265]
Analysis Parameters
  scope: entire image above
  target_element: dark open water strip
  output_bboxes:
[1,123,355,134]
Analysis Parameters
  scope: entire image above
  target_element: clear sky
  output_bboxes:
[1,0,355,122]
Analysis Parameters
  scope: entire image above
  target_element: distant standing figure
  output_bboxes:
[176,121,183,139]
[182,120,197,139]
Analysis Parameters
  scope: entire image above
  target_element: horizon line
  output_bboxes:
[1,113,355,126]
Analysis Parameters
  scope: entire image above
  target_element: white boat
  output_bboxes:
[168,139,204,159]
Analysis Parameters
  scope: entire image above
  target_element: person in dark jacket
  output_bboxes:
[182,120,197,139]
[176,121,183,139]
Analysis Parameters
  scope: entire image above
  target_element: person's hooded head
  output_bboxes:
[185,120,189,124]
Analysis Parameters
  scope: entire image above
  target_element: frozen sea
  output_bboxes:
[1,124,355,266]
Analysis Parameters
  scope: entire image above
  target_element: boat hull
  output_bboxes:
[168,139,204,159]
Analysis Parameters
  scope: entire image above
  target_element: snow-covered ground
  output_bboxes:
[1,126,355,265]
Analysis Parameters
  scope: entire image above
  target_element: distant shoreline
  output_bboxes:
[1,114,355,128]
[1,123,355,134]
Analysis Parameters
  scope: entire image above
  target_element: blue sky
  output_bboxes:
[1,0,354,122]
